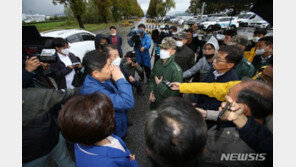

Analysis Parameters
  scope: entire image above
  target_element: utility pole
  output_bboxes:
[200,2,206,21]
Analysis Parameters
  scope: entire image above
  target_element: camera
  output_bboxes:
[23,26,57,63]
[131,56,137,63]
[127,27,142,49]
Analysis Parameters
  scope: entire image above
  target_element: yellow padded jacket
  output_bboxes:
[179,81,241,101]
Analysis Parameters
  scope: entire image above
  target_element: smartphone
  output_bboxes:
[72,62,81,66]
[162,79,172,87]
[216,102,230,130]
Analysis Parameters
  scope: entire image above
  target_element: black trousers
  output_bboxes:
[139,65,151,80]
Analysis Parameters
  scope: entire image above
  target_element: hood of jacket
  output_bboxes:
[94,34,109,50]
[203,35,219,54]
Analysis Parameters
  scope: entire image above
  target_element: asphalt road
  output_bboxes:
[49,19,273,166]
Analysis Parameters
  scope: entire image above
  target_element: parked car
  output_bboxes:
[250,20,272,29]
[200,17,239,30]
[40,29,96,60]
[236,12,263,27]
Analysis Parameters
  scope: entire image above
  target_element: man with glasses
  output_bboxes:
[194,45,241,119]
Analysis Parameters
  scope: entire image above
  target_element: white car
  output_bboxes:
[40,29,96,60]
[236,12,264,27]
[250,20,271,29]
[201,17,239,30]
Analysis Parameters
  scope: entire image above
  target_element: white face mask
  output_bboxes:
[252,37,260,43]
[255,48,266,55]
[111,33,116,36]
[160,49,170,59]
[61,48,69,55]
[176,41,183,47]
[112,57,121,66]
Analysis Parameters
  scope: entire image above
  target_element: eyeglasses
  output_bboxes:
[203,47,214,51]
[213,55,227,63]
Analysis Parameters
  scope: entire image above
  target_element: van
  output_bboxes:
[237,12,263,27]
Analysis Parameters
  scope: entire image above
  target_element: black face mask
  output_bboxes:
[99,44,107,50]
[204,54,215,59]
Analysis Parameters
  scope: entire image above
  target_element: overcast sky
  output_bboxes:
[22,0,190,15]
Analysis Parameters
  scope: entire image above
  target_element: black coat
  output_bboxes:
[51,52,81,90]
[252,55,273,72]
[196,68,239,110]
[22,66,76,163]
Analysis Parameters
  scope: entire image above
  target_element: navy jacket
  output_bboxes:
[74,134,138,167]
[51,52,81,89]
[196,68,239,110]
[81,75,134,138]
[108,35,123,58]
[239,116,273,153]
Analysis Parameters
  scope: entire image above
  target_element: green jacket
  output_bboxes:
[149,54,183,109]
[233,57,255,80]
[22,88,76,126]
[123,62,143,77]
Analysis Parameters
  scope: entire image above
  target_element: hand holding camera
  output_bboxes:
[25,56,41,72]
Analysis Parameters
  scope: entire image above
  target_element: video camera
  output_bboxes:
[126,51,138,63]
[23,26,57,63]
[127,27,142,49]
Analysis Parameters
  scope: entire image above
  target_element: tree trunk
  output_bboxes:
[76,15,84,29]
[103,16,108,24]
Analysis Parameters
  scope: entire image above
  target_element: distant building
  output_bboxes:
[22,14,46,23]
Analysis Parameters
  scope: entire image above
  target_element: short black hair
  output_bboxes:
[125,51,136,58]
[224,29,237,37]
[186,28,193,34]
[109,26,116,30]
[254,28,267,36]
[53,37,68,48]
[170,26,177,32]
[237,80,273,119]
[219,45,243,66]
[145,97,207,167]
[258,36,273,46]
[138,23,146,29]
[58,92,115,145]
[82,50,110,75]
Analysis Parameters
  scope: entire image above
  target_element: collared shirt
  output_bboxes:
[260,55,272,64]
[57,52,75,89]
[213,70,225,80]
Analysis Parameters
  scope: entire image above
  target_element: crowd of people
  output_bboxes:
[22,20,273,167]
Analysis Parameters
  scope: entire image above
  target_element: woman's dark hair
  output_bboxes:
[82,50,110,75]
[145,97,207,167]
[53,37,68,48]
[58,93,115,145]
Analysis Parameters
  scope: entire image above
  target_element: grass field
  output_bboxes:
[23,20,122,33]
